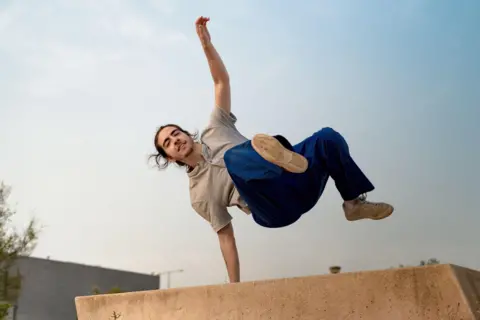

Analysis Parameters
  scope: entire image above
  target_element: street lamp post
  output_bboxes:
[158,269,184,289]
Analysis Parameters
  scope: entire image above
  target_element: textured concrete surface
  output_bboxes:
[75,264,480,320]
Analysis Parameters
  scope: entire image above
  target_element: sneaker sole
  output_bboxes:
[251,134,308,173]
[346,205,394,221]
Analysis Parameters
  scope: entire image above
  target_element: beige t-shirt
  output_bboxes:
[187,107,250,232]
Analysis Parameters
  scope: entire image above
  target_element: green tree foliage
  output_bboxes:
[0,182,40,320]
[91,285,123,295]
[329,266,341,274]
[419,258,440,266]
[395,258,441,269]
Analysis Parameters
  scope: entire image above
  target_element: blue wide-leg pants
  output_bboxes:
[224,127,375,228]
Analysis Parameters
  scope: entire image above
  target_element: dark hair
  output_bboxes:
[149,124,199,170]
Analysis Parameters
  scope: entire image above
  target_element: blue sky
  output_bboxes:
[1,0,479,288]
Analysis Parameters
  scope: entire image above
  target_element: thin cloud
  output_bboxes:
[149,0,176,15]
[0,2,20,32]
[1,0,188,98]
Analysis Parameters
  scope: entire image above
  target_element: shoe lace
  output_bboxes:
[357,193,380,206]
[357,193,367,202]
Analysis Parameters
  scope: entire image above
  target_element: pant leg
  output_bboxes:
[223,139,284,182]
[224,127,375,228]
[224,141,309,228]
[297,127,375,201]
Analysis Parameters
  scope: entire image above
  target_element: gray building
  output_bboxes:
[8,256,160,320]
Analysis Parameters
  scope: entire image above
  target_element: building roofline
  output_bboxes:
[19,255,159,278]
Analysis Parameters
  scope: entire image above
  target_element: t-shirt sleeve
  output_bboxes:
[208,107,238,129]
[192,201,233,233]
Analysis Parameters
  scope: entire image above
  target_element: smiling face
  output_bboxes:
[156,125,195,164]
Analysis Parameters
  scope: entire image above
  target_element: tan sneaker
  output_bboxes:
[251,134,308,173]
[343,194,394,221]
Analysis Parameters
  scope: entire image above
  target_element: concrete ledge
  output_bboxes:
[75,264,480,319]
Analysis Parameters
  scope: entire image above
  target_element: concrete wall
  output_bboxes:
[75,264,480,320]
[10,256,159,320]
